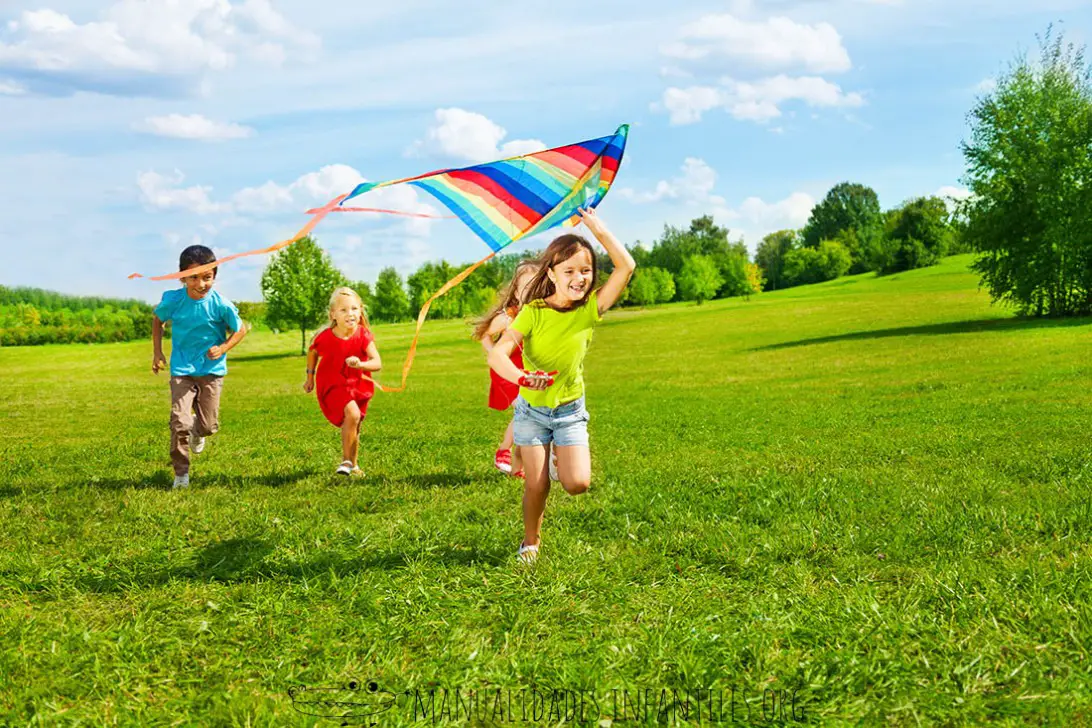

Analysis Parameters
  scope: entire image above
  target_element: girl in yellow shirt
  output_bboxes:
[488,207,636,564]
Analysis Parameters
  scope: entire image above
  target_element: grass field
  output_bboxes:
[2,253,1092,726]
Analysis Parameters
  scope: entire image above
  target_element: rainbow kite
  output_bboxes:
[336,123,628,252]
[131,123,630,390]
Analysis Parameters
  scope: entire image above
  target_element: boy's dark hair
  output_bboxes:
[179,245,217,277]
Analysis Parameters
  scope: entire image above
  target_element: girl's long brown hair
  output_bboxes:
[471,261,540,341]
[521,234,598,309]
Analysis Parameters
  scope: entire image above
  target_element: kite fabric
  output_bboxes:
[338,123,629,253]
[130,123,630,392]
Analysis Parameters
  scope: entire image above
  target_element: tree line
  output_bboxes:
[0,286,156,346]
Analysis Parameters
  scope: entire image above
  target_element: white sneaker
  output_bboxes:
[517,543,539,564]
[192,436,206,454]
[172,473,190,489]
[549,446,559,482]
[335,460,353,476]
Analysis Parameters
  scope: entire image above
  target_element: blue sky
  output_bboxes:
[1,0,1088,303]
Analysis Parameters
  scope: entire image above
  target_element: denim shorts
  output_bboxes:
[512,396,590,447]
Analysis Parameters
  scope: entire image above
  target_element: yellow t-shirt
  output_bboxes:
[509,291,603,408]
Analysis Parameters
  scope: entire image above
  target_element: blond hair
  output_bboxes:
[328,286,369,329]
[471,261,539,340]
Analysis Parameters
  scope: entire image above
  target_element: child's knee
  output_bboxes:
[562,477,590,496]
[170,415,193,434]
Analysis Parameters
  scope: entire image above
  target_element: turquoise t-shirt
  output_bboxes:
[154,288,242,377]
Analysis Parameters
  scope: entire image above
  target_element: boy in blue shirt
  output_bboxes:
[152,245,248,489]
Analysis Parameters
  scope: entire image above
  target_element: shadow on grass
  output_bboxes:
[231,351,304,363]
[69,468,321,492]
[71,536,506,593]
[751,316,1091,352]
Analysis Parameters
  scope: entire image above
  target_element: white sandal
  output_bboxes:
[335,460,353,476]
[517,543,539,564]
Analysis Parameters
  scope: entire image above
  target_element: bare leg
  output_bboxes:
[519,443,551,546]
[499,419,515,450]
[342,401,361,465]
[554,445,591,495]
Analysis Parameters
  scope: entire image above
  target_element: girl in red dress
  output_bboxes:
[304,287,382,476]
[472,261,539,477]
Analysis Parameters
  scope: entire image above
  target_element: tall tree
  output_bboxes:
[754,230,798,291]
[372,267,411,323]
[801,183,883,256]
[678,255,724,305]
[961,28,1092,316]
[260,236,346,354]
[876,196,953,274]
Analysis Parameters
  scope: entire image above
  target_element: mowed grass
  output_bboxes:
[2,253,1092,726]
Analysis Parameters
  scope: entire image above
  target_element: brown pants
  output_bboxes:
[170,375,224,475]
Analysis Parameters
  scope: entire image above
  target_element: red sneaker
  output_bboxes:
[493,448,512,474]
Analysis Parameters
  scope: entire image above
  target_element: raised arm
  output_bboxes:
[578,207,635,315]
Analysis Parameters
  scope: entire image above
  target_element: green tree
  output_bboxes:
[754,230,798,290]
[372,267,411,323]
[961,28,1092,315]
[717,251,756,299]
[260,236,346,354]
[782,240,852,287]
[348,281,374,315]
[876,196,953,274]
[801,183,883,269]
[677,255,724,305]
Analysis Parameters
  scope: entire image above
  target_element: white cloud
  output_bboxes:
[660,75,865,125]
[659,65,692,79]
[975,77,996,93]
[619,158,721,205]
[0,0,319,96]
[936,185,972,212]
[411,108,546,162]
[729,192,815,234]
[137,169,227,214]
[0,79,25,95]
[660,86,723,125]
[936,185,971,201]
[618,158,813,246]
[139,163,439,237]
[135,113,253,140]
[662,14,852,74]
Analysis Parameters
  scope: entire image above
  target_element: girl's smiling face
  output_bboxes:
[548,248,595,304]
[330,295,362,332]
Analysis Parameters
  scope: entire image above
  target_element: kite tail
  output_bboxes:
[360,251,497,393]
[128,194,349,281]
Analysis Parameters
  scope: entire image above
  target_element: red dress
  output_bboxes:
[488,348,523,410]
[309,326,375,427]
[488,306,523,411]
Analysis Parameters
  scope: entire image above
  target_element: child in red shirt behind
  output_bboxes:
[304,287,382,477]
[472,261,539,478]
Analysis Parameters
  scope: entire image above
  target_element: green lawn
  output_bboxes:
[2,254,1091,726]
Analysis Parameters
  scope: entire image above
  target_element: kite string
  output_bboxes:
[359,250,497,393]
[128,193,349,282]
